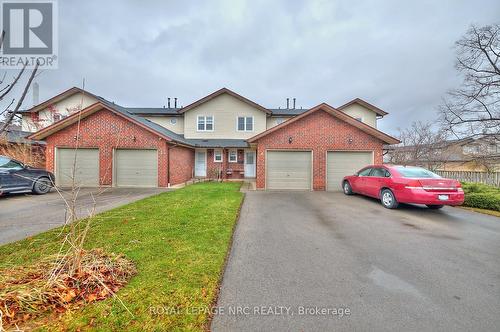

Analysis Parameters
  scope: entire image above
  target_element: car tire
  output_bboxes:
[32,177,52,195]
[426,205,444,209]
[343,181,353,195]
[380,189,398,209]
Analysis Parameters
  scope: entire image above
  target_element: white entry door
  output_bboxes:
[244,151,256,177]
[195,150,206,177]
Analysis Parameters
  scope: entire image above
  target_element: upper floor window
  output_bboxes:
[237,116,253,131]
[197,116,214,131]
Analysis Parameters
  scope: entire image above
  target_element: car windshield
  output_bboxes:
[395,167,441,178]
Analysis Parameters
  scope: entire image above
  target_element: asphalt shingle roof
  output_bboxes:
[268,108,309,116]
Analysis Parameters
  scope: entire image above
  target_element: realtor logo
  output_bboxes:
[0,0,58,68]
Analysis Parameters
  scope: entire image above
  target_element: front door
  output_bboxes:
[195,150,206,177]
[244,151,256,178]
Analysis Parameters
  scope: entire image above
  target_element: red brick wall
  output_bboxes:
[255,110,384,190]
[206,148,245,180]
[168,145,194,185]
[44,109,191,187]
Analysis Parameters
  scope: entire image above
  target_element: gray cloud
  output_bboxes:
[3,0,500,135]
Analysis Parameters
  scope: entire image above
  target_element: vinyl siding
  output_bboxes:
[183,93,267,139]
[339,104,377,128]
[22,93,98,132]
[144,116,184,134]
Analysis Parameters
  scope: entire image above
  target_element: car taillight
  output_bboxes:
[405,179,422,189]
[456,182,463,192]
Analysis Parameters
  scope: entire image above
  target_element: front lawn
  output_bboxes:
[0,182,243,331]
[461,182,500,213]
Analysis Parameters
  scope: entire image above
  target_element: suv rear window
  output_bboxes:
[395,167,441,178]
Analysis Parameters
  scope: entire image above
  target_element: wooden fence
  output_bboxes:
[435,171,500,187]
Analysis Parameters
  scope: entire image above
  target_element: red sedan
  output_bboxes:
[342,165,464,209]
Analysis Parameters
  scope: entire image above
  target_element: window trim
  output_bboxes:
[213,149,223,162]
[197,115,214,132]
[236,116,254,132]
[228,149,238,163]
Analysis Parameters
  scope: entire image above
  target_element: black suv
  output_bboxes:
[0,155,55,195]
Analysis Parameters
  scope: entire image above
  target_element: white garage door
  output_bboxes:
[115,149,158,187]
[56,148,99,187]
[267,151,312,190]
[327,151,373,191]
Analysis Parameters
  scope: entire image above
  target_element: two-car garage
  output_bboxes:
[55,148,158,187]
[265,150,373,191]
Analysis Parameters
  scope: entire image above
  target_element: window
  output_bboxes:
[214,149,222,162]
[228,149,237,163]
[369,168,387,177]
[237,116,253,131]
[358,168,372,176]
[0,156,23,170]
[395,166,441,178]
[197,116,214,131]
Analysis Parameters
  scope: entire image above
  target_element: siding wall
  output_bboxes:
[183,93,267,139]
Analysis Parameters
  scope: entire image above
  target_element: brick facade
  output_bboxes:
[254,110,384,190]
[168,145,195,185]
[44,109,194,187]
[205,148,246,180]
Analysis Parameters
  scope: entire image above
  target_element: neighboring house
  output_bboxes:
[27,87,398,190]
[0,123,45,168]
[384,135,500,172]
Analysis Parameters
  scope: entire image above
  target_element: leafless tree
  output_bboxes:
[0,30,40,135]
[439,24,500,139]
[386,121,450,170]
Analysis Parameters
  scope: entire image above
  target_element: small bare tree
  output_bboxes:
[0,30,40,135]
[439,24,500,140]
[387,121,450,170]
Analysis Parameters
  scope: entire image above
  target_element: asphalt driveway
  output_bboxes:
[212,191,500,332]
[0,188,167,245]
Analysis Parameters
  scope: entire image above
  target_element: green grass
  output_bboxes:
[0,182,243,331]
[461,182,500,212]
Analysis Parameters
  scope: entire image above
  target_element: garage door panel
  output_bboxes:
[267,151,311,190]
[327,151,373,191]
[115,149,158,187]
[56,148,99,187]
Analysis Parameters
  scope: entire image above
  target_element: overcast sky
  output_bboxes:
[4,0,500,135]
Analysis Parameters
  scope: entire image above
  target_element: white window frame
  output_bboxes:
[228,149,238,163]
[197,115,214,132]
[214,149,223,162]
[236,116,254,132]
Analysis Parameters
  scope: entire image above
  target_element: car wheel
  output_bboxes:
[343,181,353,195]
[32,177,52,195]
[380,189,399,209]
[426,205,444,209]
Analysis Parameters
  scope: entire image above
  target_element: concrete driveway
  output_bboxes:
[0,188,167,245]
[212,191,500,332]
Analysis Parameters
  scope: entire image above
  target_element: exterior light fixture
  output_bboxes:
[288,136,293,144]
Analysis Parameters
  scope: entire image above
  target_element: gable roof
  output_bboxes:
[27,101,193,147]
[178,88,271,114]
[248,103,400,144]
[22,87,101,114]
[337,98,388,116]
